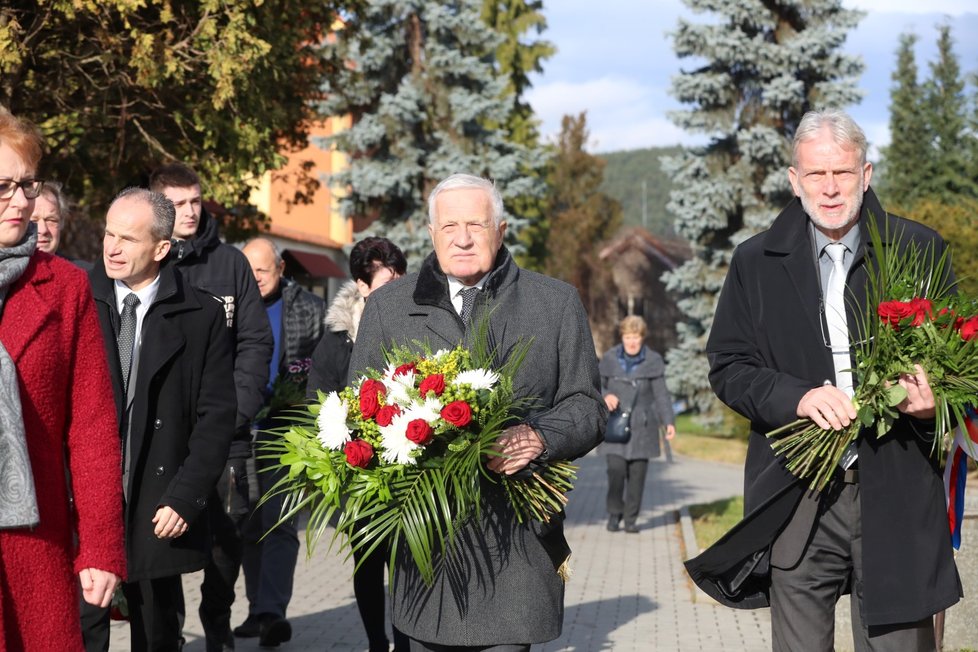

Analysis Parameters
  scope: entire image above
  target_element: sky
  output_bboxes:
[526,0,978,157]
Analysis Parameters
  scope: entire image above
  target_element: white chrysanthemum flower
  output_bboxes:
[316,392,352,450]
[384,371,415,407]
[431,348,450,361]
[379,413,419,465]
[412,397,443,422]
[454,368,498,391]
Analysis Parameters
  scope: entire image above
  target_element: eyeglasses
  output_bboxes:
[0,178,45,200]
[818,298,872,352]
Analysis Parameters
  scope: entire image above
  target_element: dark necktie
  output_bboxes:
[118,293,140,392]
[459,287,479,327]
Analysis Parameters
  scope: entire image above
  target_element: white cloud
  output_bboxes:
[846,0,976,14]
[528,78,691,151]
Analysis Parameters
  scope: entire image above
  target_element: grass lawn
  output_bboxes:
[670,414,749,465]
[688,495,744,551]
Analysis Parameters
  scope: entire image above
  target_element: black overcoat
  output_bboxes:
[686,189,962,627]
[90,262,236,581]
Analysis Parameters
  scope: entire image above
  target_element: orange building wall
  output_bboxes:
[252,114,353,249]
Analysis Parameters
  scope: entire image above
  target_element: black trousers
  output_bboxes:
[198,457,250,652]
[770,480,935,652]
[80,576,185,652]
[605,455,649,526]
[352,536,409,652]
[242,437,300,620]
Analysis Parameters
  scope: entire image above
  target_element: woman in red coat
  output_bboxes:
[0,110,126,650]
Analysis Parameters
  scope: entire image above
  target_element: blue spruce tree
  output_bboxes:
[663,0,864,418]
[319,0,546,263]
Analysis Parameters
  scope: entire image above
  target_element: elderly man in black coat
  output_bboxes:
[83,188,236,651]
[349,173,606,651]
[686,110,961,651]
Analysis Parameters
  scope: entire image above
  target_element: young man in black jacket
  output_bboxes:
[150,163,273,651]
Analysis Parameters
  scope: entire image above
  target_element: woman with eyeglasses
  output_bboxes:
[0,109,125,649]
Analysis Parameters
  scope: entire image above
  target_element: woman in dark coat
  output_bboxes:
[599,315,676,533]
[307,237,407,652]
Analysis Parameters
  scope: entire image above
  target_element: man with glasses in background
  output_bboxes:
[686,109,960,651]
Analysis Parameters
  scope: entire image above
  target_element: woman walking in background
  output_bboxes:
[307,236,408,652]
[600,315,676,533]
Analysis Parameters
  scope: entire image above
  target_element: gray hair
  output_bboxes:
[792,109,868,167]
[111,187,176,241]
[243,236,283,265]
[427,174,505,226]
[38,180,70,224]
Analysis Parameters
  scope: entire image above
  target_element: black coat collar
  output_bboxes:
[413,246,517,309]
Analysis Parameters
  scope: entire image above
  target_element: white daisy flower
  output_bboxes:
[316,392,352,450]
[379,413,419,465]
[454,368,498,391]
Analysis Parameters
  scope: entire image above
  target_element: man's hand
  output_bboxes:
[487,423,545,475]
[152,506,188,539]
[79,568,121,608]
[664,424,676,440]
[896,364,936,420]
[796,385,857,431]
[604,394,619,411]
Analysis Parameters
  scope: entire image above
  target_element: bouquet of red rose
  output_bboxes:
[768,219,978,491]
[262,339,576,585]
[255,358,313,422]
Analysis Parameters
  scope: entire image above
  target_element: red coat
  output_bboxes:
[0,253,126,651]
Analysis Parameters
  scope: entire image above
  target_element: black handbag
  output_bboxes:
[604,384,638,444]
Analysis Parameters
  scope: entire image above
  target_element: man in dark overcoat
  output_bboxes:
[83,188,236,651]
[349,173,606,651]
[685,110,961,650]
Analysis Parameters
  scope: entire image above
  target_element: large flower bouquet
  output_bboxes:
[768,219,978,491]
[261,335,576,584]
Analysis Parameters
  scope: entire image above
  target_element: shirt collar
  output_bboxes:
[114,274,161,312]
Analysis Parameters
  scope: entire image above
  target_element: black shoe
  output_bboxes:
[624,523,640,533]
[606,515,621,532]
[233,614,261,638]
[259,614,292,647]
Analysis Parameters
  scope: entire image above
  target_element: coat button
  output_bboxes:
[196,498,207,508]
[155,466,165,476]
[154,418,163,429]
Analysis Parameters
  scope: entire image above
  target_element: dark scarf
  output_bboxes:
[0,223,39,528]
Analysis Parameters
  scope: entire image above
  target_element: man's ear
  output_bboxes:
[862,162,873,191]
[154,239,172,262]
[788,167,800,197]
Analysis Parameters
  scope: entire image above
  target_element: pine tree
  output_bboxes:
[320,0,546,263]
[922,24,976,201]
[543,113,622,319]
[879,33,932,207]
[482,0,555,271]
[663,0,864,418]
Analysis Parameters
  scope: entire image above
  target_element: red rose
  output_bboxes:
[405,419,434,446]
[960,316,978,341]
[344,439,374,468]
[375,404,401,427]
[393,362,417,378]
[359,379,387,418]
[909,298,934,327]
[440,400,473,427]
[877,300,915,328]
[418,374,446,397]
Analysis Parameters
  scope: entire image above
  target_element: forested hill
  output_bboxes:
[599,146,682,239]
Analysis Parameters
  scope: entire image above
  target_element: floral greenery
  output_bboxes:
[254,358,312,422]
[768,218,978,491]
[260,332,576,585]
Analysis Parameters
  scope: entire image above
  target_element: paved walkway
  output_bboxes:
[109,452,771,651]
